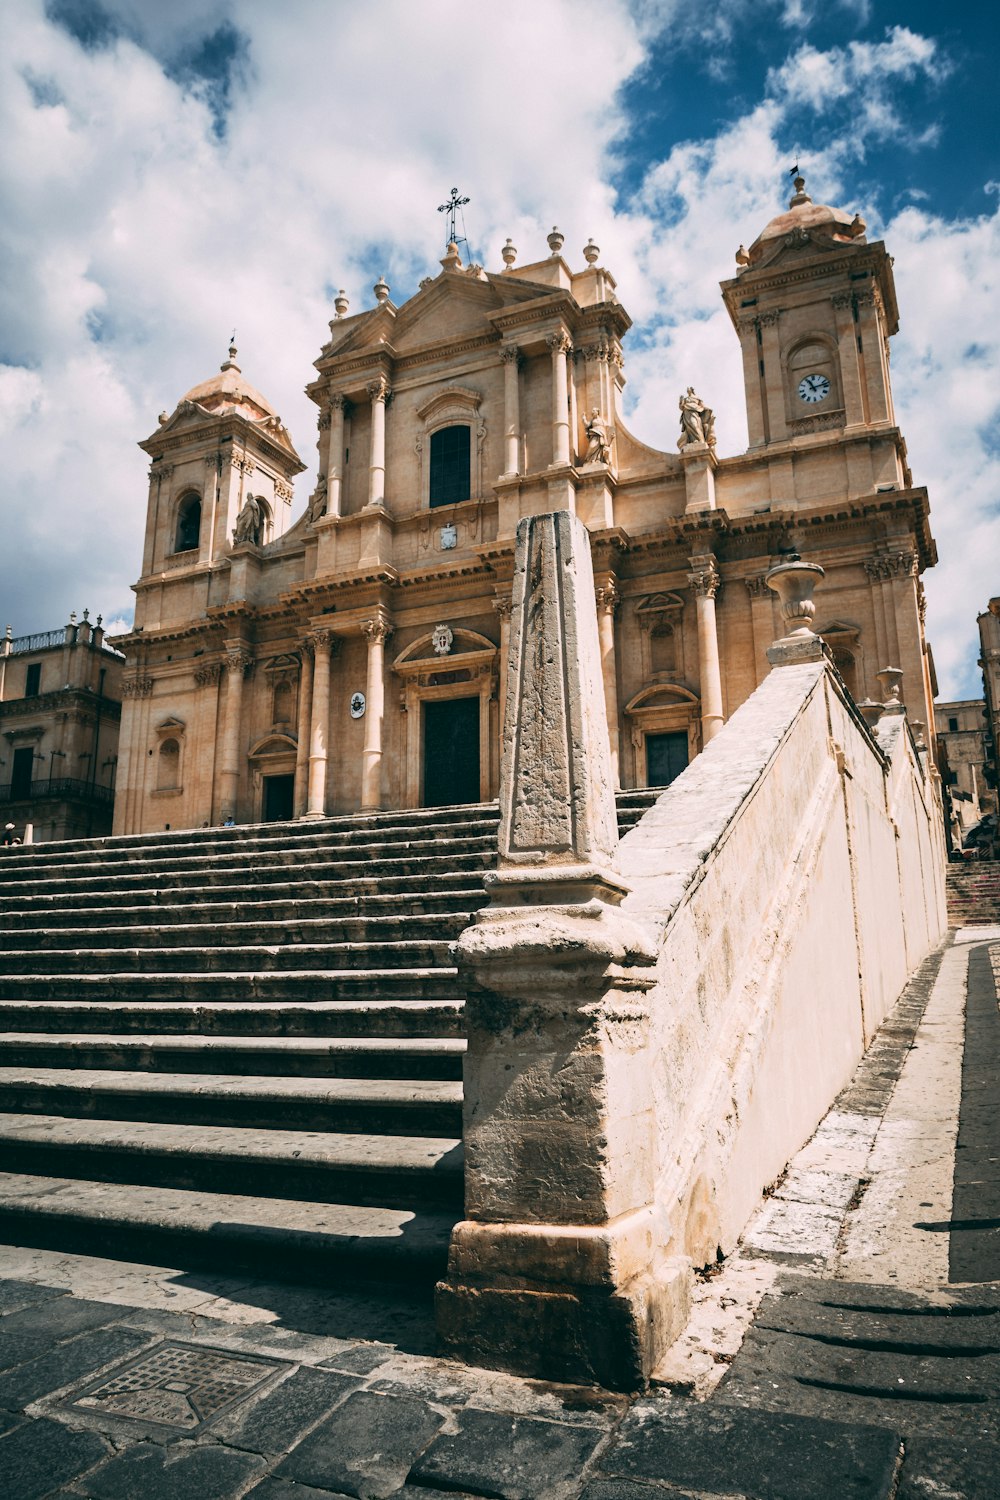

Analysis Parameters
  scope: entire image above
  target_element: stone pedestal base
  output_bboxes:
[681,443,717,512]
[436,1211,691,1392]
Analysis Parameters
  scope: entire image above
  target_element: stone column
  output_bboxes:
[366,377,390,508]
[492,594,513,745]
[219,646,253,823]
[547,332,572,467]
[688,555,724,743]
[437,510,688,1392]
[325,395,347,517]
[595,580,621,785]
[361,613,392,810]
[500,344,521,476]
[294,639,315,816]
[305,628,336,818]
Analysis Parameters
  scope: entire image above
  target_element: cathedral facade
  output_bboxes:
[112,180,938,834]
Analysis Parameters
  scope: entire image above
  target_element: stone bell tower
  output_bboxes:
[721,175,900,451]
[134,344,304,629]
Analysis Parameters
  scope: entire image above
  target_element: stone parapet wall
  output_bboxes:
[619,659,946,1266]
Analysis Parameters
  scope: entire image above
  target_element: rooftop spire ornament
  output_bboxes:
[438,187,470,248]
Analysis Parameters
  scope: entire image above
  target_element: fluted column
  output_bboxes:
[500,344,521,476]
[305,628,337,818]
[361,613,393,809]
[688,556,724,743]
[367,376,390,508]
[294,639,315,816]
[595,581,621,784]
[325,395,347,517]
[547,331,572,466]
[219,646,253,822]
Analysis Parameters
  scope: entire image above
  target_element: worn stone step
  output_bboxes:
[0,1032,465,1079]
[0,1171,456,1281]
[0,997,465,1038]
[2,911,475,951]
[0,939,453,975]
[0,970,461,1003]
[0,830,498,884]
[0,1116,463,1209]
[0,1068,463,1135]
[0,850,496,901]
[0,887,486,926]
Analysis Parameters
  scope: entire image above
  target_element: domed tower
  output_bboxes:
[135,344,304,622]
[722,176,899,452]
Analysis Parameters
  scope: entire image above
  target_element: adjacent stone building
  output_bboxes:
[0,614,124,841]
[934,698,993,847]
[113,178,938,832]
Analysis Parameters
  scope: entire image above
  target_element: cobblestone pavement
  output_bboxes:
[1,929,997,1499]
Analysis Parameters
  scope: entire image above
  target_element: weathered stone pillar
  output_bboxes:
[367,376,390,508]
[547,331,572,467]
[688,555,724,743]
[294,641,314,817]
[305,629,336,819]
[361,612,392,810]
[219,645,253,823]
[595,579,621,786]
[325,394,347,517]
[437,510,688,1392]
[500,344,521,476]
[492,593,513,742]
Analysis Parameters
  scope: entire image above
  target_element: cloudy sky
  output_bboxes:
[1,0,996,698]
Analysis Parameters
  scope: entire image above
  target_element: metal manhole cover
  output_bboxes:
[62,1341,283,1432]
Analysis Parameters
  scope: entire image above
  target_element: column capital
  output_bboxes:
[308,627,339,655]
[546,330,572,356]
[492,594,513,620]
[225,648,254,676]
[687,556,721,600]
[194,662,223,687]
[499,342,521,367]
[362,613,393,646]
[329,391,349,414]
[595,582,621,615]
[367,375,391,403]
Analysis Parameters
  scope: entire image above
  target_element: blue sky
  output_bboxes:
[1,0,997,698]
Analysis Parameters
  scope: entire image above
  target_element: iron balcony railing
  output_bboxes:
[0,778,115,807]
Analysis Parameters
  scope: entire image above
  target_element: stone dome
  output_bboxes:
[180,344,278,421]
[744,176,866,267]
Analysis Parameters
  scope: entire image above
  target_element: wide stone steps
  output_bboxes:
[946,862,1000,924]
[0,909,475,949]
[0,1117,463,1210]
[0,1174,455,1280]
[0,790,661,1286]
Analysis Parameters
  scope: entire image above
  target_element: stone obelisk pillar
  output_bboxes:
[436,510,689,1392]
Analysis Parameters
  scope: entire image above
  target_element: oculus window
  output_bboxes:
[429,425,470,509]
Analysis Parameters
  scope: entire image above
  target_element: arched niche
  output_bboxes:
[152,716,186,798]
[414,386,487,510]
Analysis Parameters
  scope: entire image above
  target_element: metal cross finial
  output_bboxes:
[438,187,470,246]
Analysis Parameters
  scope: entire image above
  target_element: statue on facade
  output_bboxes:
[233,493,263,546]
[583,409,612,465]
[678,387,716,449]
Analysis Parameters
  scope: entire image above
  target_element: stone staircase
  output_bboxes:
[946,859,1000,926]
[0,791,658,1287]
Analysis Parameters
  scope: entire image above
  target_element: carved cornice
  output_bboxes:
[122,675,154,698]
[274,479,293,502]
[787,411,844,435]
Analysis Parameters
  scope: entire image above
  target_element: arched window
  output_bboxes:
[429,425,471,508]
[157,738,180,790]
[174,494,202,553]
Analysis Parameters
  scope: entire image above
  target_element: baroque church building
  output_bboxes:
[113,178,938,834]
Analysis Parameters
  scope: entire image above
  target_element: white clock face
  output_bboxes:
[798,373,830,404]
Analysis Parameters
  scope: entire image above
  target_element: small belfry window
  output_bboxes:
[429,425,471,509]
[174,494,202,552]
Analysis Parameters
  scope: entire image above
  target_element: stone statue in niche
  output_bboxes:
[233,493,264,545]
[583,409,611,464]
[678,387,716,449]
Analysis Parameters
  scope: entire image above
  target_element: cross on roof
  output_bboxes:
[438,188,470,246]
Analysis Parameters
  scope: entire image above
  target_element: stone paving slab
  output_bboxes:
[271,1389,446,1496]
[0,1415,111,1500]
[409,1407,606,1499]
